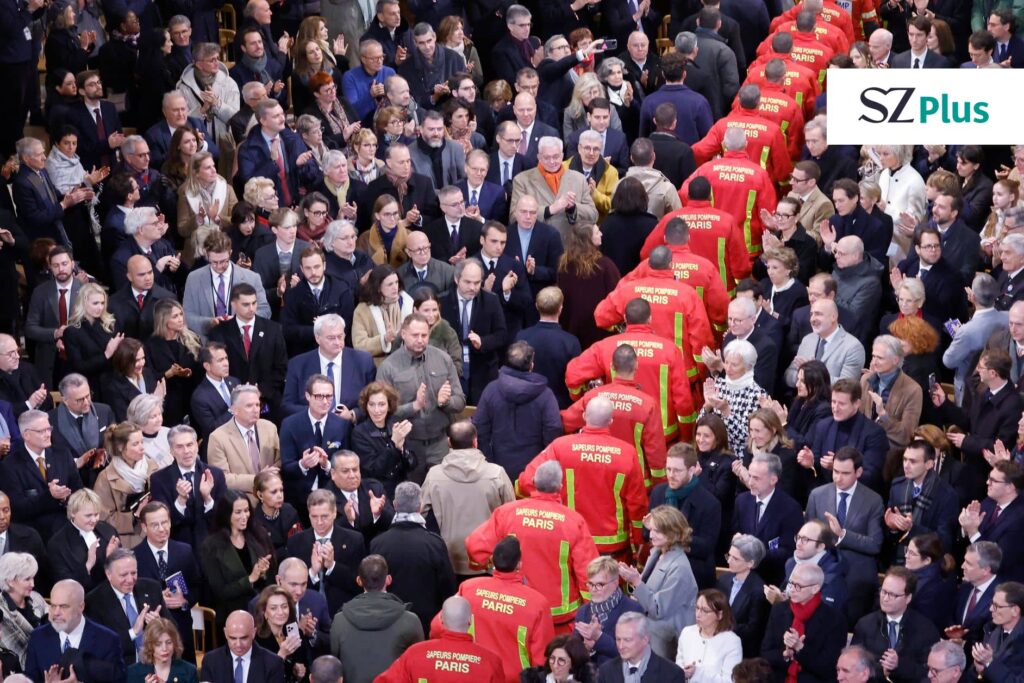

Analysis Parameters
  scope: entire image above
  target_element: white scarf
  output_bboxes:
[369,292,414,353]
[186,177,227,225]
[112,455,150,492]
[722,370,756,392]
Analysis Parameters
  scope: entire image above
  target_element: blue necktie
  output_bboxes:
[470,189,478,206]
[912,484,922,498]
[326,361,336,409]
[62,637,71,652]
[123,594,142,651]
[234,656,244,683]
[887,620,898,649]
[837,491,849,526]
[220,381,231,406]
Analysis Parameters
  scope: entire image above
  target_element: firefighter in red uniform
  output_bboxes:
[771,0,856,43]
[783,12,837,86]
[680,129,778,263]
[747,33,822,121]
[566,298,695,441]
[692,85,794,185]
[626,219,729,334]
[562,344,667,488]
[643,179,751,291]
[759,10,850,56]
[518,397,649,559]
[375,596,505,683]
[733,59,806,160]
[595,247,715,382]
[465,462,598,631]
[444,537,555,683]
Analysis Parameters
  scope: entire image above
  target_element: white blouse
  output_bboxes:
[675,626,742,683]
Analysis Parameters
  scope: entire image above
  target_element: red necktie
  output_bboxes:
[141,171,149,186]
[243,324,252,358]
[990,505,1002,528]
[136,293,145,310]
[967,587,979,617]
[58,288,68,326]
[270,137,292,207]
[94,108,109,166]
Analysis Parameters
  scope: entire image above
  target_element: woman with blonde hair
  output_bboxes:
[876,144,927,259]
[982,179,1021,264]
[177,151,238,264]
[63,282,124,392]
[0,553,48,668]
[350,127,385,183]
[563,73,622,138]
[95,422,158,548]
[352,264,413,366]
[126,617,198,683]
[127,393,172,469]
[557,222,621,348]
[356,194,410,268]
[883,278,940,393]
[47,488,121,591]
[145,299,202,425]
[243,176,279,229]
[617,505,698,657]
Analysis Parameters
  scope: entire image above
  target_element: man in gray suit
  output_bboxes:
[944,273,1008,405]
[396,231,454,296]
[49,373,115,473]
[785,299,865,387]
[408,111,466,191]
[24,246,82,386]
[182,232,270,340]
[805,447,884,626]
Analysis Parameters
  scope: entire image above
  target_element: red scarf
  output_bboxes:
[897,309,924,320]
[786,592,821,683]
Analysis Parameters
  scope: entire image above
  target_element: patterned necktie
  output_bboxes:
[837,491,849,526]
[517,129,528,155]
[215,276,227,317]
[247,429,261,472]
[136,293,145,310]
[63,637,71,653]
[242,324,252,358]
[157,549,168,580]
[470,189,478,206]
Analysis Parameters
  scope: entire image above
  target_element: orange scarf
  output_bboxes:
[538,163,566,196]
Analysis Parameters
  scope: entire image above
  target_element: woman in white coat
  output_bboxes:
[618,505,698,658]
[876,144,927,263]
[676,589,743,683]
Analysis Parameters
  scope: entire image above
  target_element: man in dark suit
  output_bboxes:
[495,68,562,137]
[487,121,529,196]
[358,144,440,231]
[989,8,1024,68]
[714,298,779,395]
[476,222,533,342]
[0,334,54,418]
[0,490,50,592]
[61,70,124,171]
[115,136,177,219]
[11,137,89,247]
[892,16,953,68]
[596,612,685,682]
[2,410,82,538]
[237,99,319,209]
[396,230,455,296]
[267,557,333,652]
[143,91,218,172]
[150,424,228,549]
[974,581,1024,676]
[189,343,237,446]
[602,0,662,52]
[326,451,395,543]
[565,100,630,172]
[852,567,941,682]
[199,610,285,683]
[108,208,183,295]
[895,227,968,325]
[252,215,309,317]
[280,374,351,513]
[209,283,289,419]
[24,247,82,386]
[512,93,559,168]
[49,373,114,479]
[515,290,581,409]
[280,248,355,356]
[885,439,959,565]
[954,541,1003,650]
[84,549,167,665]
[441,258,508,404]
[489,5,536,85]
[732,453,803,587]
[675,0,745,73]
[133,501,202,662]
[805,448,885,626]
[107,255,177,339]
[505,197,564,303]
[281,314,375,418]
[648,103,697,188]
[286,489,366,614]
[422,186,483,265]
[229,26,288,108]
[735,279,786,352]
[458,150,508,224]
[787,274,858,357]
[959,460,1024,584]
[996,232,1024,312]
[24,579,125,683]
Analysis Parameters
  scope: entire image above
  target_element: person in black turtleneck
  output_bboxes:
[648,444,721,589]
[818,179,891,267]
[802,118,859,195]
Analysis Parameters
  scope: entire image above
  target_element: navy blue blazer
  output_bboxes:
[808,413,889,494]
[24,619,125,683]
[62,100,123,170]
[237,126,320,206]
[522,121,560,168]
[286,524,366,614]
[456,179,508,223]
[149,460,228,549]
[897,255,968,325]
[132,537,202,663]
[566,127,631,172]
[975,496,1024,583]
[199,642,284,683]
[144,116,218,172]
[485,152,528,195]
[422,216,483,265]
[0,0,35,64]
[189,375,238,443]
[281,347,376,417]
[279,410,351,505]
[207,315,290,415]
[480,253,533,341]
[84,578,167,664]
[514,321,581,409]
[109,236,181,295]
[886,474,959,560]
[229,59,287,106]
[280,275,356,356]
[955,577,999,647]
[732,488,803,587]
[504,220,564,296]
[11,165,69,246]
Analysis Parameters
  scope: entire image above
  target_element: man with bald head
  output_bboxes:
[200,609,285,682]
[24,579,125,682]
[785,298,866,387]
[512,92,559,168]
[105,255,176,338]
[488,121,529,193]
[828,233,884,346]
[396,229,455,295]
[518,396,648,558]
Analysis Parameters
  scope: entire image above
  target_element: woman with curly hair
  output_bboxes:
[126,617,199,683]
[351,381,416,496]
[443,97,485,157]
[556,222,620,348]
[145,299,202,425]
[520,634,597,682]
[243,176,280,230]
